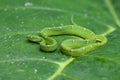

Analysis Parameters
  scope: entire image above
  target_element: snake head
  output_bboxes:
[27,35,42,43]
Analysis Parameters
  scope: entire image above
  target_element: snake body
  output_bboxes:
[27,25,107,56]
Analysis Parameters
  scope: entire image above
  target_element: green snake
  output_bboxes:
[27,25,107,57]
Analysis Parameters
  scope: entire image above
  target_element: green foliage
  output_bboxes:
[0,0,120,80]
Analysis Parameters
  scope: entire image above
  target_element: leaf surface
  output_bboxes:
[0,0,120,80]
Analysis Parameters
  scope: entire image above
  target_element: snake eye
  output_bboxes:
[96,39,102,43]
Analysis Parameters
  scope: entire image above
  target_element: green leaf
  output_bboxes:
[0,0,120,80]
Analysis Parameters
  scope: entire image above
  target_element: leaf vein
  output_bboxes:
[0,58,60,65]
[105,0,120,27]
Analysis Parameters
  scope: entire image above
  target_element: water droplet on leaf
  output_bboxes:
[24,2,33,7]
